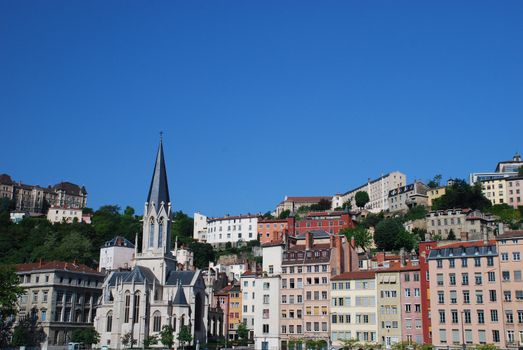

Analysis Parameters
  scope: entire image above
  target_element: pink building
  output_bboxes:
[496,230,523,347]
[427,240,506,349]
[398,263,423,345]
[506,176,523,209]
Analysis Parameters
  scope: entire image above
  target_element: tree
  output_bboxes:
[487,204,522,228]
[310,199,332,211]
[392,341,419,350]
[177,325,192,350]
[11,312,46,347]
[171,211,194,245]
[143,334,158,348]
[355,191,370,208]
[519,165,523,176]
[189,242,215,269]
[121,332,137,348]
[341,225,372,252]
[474,344,498,350]
[305,339,327,349]
[237,322,249,345]
[279,209,291,219]
[0,265,24,318]
[339,338,360,350]
[427,175,442,189]
[160,325,174,349]
[71,327,100,348]
[374,218,414,251]
[419,344,433,350]
[403,206,428,222]
[432,179,491,211]
[447,229,457,240]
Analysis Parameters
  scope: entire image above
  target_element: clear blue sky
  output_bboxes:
[1,1,522,217]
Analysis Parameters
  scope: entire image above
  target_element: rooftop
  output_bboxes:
[332,270,376,280]
[16,261,102,275]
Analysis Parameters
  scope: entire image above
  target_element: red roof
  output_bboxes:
[258,218,288,223]
[215,285,233,295]
[280,196,331,205]
[15,261,102,275]
[332,270,376,280]
[435,239,497,249]
[497,231,523,240]
[241,270,257,277]
[261,240,285,247]
[376,261,421,272]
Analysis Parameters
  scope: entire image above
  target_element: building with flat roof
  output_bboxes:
[275,196,332,216]
[469,153,522,184]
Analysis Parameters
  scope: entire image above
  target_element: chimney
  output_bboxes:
[400,248,406,267]
[306,231,313,250]
[498,222,504,236]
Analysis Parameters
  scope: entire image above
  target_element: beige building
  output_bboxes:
[387,181,429,213]
[15,261,104,350]
[426,209,497,241]
[427,186,446,208]
[332,171,406,213]
[481,178,509,205]
[330,271,377,346]
[275,196,332,216]
[376,269,402,348]
[47,206,87,224]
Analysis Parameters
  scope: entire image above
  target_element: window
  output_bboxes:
[124,293,131,323]
[505,291,512,302]
[133,292,140,324]
[475,257,481,267]
[491,309,498,322]
[41,309,46,321]
[451,310,459,323]
[148,219,155,248]
[263,324,269,334]
[449,274,456,286]
[153,311,161,332]
[488,271,496,282]
[437,274,444,286]
[437,260,443,268]
[263,294,269,304]
[506,311,514,324]
[503,271,510,281]
[462,273,469,285]
[464,310,471,323]
[463,291,470,304]
[489,290,497,302]
[462,258,468,267]
[514,252,521,261]
[515,270,522,282]
[476,291,483,304]
[449,259,455,268]
[438,292,444,304]
[475,273,482,285]
[502,252,509,261]
[450,291,457,304]
[477,310,485,324]
[158,219,164,247]
[439,310,446,323]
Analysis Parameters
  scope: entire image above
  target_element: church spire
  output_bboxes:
[147,135,170,206]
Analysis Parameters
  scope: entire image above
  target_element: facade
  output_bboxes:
[240,271,257,339]
[427,186,446,208]
[15,261,104,350]
[330,271,378,346]
[0,174,87,215]
[470,152,523,184]
[496,231,523,347]
[226,284,243,340]
[193,212,208,241]
[376,269,402,348]
[205,214,258,248]
[506,176,523,209]
[332,171,406,213]
[388,181,429,213]
[426,209,497,241]
[398,264,423,344]
[288,211,354,236]
[99,236,135,272]
[215,286,232,340]
[427,240,506,349]
[254,276,281,350]
[46,206,86,224]
[481,177,509,205]
[94,140,209,349]
[276,196,332,216]
[258,218,289,245]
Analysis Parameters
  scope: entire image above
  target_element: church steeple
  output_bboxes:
[147,135,170,207]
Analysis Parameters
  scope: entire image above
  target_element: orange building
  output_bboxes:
[258,218,289,245]
[227,284,243,341]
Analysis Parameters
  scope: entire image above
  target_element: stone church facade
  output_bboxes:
[95,140,208,349]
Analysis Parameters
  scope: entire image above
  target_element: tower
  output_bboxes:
[135,137,177,283]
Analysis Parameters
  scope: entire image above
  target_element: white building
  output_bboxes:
[332,172,406,213]
[214,262,248,281]
[47,207,86,224]
[469,152,522,184]
[205,214,258,248]
[193,212,208,241]
[240,270,257,340]
[99,236,135,272]
[254,275,281,350]
[94,140,209,349]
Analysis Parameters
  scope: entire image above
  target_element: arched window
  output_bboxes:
[133,292,140,324]
[106,311,113,332]
[149,219,155,249]
[124,292,131,323]
[152,311,161,332]
[158,219,164,248]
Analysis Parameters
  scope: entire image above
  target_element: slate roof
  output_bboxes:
[106,266,158,286]
[173,285,188,305]
[427,241,497,260]
[104,236,135,248]
[53,181,87,195]
[165,270,196,286]
[295,230,331,240]
[147,140,170,206]
[0,174,14,184]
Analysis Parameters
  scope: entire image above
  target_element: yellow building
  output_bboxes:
[427,186,446,207]
[481,178,508,205]
[227,284,243,340]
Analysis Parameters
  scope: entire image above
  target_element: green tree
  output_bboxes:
[54,231,93,265]
[189,242,216,269]
[177,325,192,350]
[403,206,428,222]
[310,199,332,211]
[121,332,137,348]
[305,339,327,349]
[341,225,372,252]
[355,191,370,208]
[487,204,522,228]
[419,344,433,350]
[160,325,174,349]
[11,313,47,347]
[339,338,360,350]
[279,209,291,219]
[475,344,498,350]
[0,265,24,318]
[432,179,491,211]
[143,334,158,348]
[71,327,100,348]
[427,175,442,189]
[392,341,419,350]
[374,218,414,251]
[447,229,457,240]
[361,212,385,229]
[237,322,249,345]
[0,198,14,214]
[171,211,194,245]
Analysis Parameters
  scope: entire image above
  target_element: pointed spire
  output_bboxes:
[147,136,171,206]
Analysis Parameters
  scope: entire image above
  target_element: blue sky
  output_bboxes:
[1,1,522,217]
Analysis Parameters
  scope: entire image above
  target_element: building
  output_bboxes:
[470,152,522,184]
[481,177,509,205]
[193,212,208,242]
[496,230,523,347]
[376,268,402,348]
[204,214,258,248]
[15,261,104,350]
[0,174,87,215]
[426,209,497,241]
[254,275,281,350]
[506,176,523,209]
[279,231,358,349]
[226,284,243,341]
[215,285,232,341]
[275,196,332,216]
[427,240,506,349]
[288,211,354,236]
[397,262,423,344]
[94,140,208,349]
[332,172,406,213]
[240,270,257,340]
[330,271,378,346]
[388,181,429,213]
[427,186,446,208]
[99,236,135,272]
[258,218,289,245]
[46,206,89,224]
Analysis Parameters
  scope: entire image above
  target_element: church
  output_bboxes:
[95,139,208,349]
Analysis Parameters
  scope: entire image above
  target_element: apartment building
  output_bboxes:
[388,181,429,213]
[254,276,281,350]
[227,284,243,341]
[46,206,89,224]
[98,236,135,272]
[15,261,104,349]
[279,230,358,349]
[193,212,208,241]
[426,209,497,241]
[427,186,446,208]
[288,211,354,236]
[427,241,506,349]
[330,271,377,346]
[332,171,406,213]
[275,196,332,216]
[481,178,509,205]
[203,214,258,248]
[496,231,523,347]
[470,153,523,184]
[376,268,402,348]
[398,263,423,345]
[215,285,232,340]
[258,218,289,245]
[240,270,257,339]
[506,176,523,209]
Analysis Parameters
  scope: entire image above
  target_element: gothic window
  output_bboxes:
[124,292,130,323]
[133,292,140,324]
[158,219,164,248]
[149,219,155,249]
[106,311,113,332]
[153,311,161,332]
